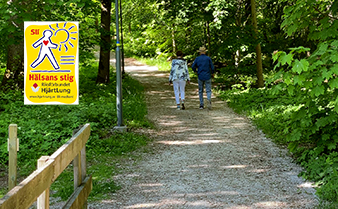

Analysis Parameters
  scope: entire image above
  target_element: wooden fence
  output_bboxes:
[0,123,92,209]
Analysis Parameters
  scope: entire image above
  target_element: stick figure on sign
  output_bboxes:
[30,30,60,70]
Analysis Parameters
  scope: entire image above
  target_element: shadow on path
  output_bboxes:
[90,59,318,209]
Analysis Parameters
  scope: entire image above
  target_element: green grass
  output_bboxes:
[134,56,199,82]
[218,84,338,206]
[135,56,170,71]
[0,61,152,201]
[0,188,5,199]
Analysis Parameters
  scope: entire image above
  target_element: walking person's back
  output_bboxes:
[169,51,190,110]
[192,46,215,110]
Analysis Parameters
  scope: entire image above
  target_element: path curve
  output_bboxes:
[91,59,318,209]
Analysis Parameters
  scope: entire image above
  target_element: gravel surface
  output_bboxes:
[86,58,319,209]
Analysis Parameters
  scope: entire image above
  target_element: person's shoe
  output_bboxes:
[181,103,185,110]
[177,105,180,110]
[199,105,204,109]
[207,100,212,110]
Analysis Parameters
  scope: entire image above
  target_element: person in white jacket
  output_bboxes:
[169,51,190,110]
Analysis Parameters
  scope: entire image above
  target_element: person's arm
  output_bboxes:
[32,37,43,48]
[169,61,175,84]
[50,42,58,49]
[192,58,197,73]
[185,61,190,83]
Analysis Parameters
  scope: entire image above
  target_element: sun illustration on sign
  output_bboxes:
[49,22,77,52]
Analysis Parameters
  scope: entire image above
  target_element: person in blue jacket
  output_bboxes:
[192,46,215,110]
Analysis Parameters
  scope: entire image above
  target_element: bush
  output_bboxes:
[219,84,338,203]
[0,61,151,176]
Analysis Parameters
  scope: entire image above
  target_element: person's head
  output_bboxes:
[43,30,53,38]
[176,51,183,57]
[197,46,207,55]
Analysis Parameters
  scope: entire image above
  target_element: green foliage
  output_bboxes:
[282,0,338,42]
[51,164,121,201]
[0,61,151,200]
[268,42,338,202]
[51,132,150,201]
[218,84,338,203]
[136,57,171,71]
[219,87,301,144]
[272,45,338,144]
[87,132,150,156]
[0,0,100,70]
[222,39,338,202]
[0,188,5,199]
[121,0,300,82]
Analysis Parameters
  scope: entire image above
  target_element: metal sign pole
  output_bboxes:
[114,0,126,132]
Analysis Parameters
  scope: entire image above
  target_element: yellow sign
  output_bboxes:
[24,21,79,105]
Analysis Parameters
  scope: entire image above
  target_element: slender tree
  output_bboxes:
[251,0,264,87]
[97,0,112,83]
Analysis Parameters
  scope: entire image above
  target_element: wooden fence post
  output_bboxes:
[37,156,50,209]
[73,153,82,189]
[73,128,87,208]
[81,146,87,208]
[8,124,18,191]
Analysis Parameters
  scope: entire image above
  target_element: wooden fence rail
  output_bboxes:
[0,123,92,209]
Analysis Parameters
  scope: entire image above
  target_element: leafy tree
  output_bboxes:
[272,0,338,151]
[0,0,26,90]
[0,0,100,90]
[271,3,338,201]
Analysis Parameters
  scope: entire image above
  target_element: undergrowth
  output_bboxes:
[134,56,198,81]
[218,85,338,205]
[0,62,152,200]
[134,56,170,71]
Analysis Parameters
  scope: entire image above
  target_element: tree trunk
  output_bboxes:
[235,9,242,68]
[1,6,24,91]
[172,24,176,54]
[1,40,24,90]
[250,0,264,88]
[96,0,111,84]
[206,21,211,57]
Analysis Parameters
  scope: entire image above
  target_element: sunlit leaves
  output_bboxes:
[293,75,305,85]
[287,85,295,95]
[312,85,325,97]
[282,0,337,41]
[331,64,338,75]
[273,51,293,70]
[330,53,338,62]
[281,53,293,66]
[292,59,309,74]
[329,78,338,89]
[321,68,332,80]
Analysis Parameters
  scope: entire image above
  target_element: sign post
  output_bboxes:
[114,0,127,132]
[24,21,79,105]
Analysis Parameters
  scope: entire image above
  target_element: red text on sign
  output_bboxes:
[31,29,40,35]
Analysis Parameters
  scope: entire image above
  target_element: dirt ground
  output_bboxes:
[87,58,319,209]
[1,57,320,209]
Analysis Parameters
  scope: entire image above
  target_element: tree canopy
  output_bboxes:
[2,0,338,204]
[2,0,331,88]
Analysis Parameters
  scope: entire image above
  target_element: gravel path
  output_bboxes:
[90,59,319,209]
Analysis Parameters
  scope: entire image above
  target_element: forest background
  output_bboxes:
[1,0,338,207]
